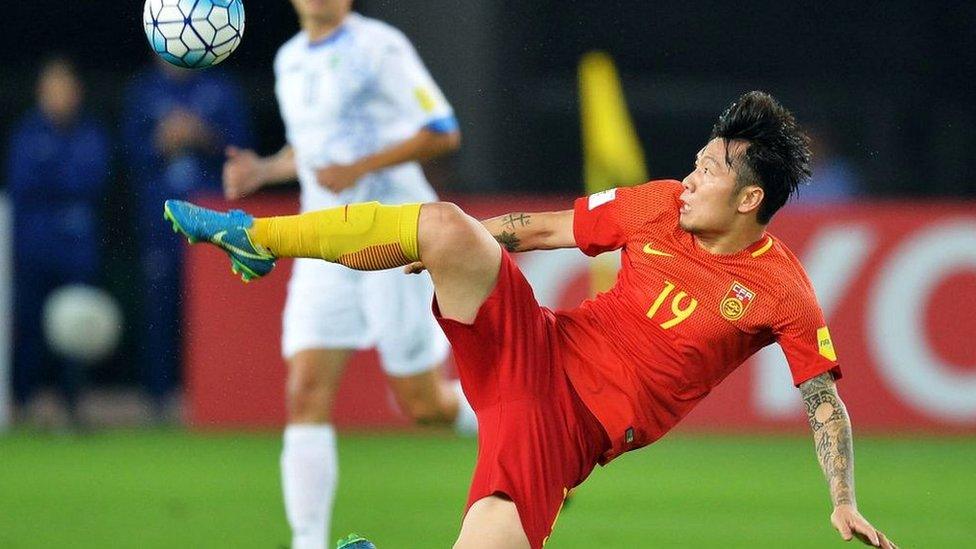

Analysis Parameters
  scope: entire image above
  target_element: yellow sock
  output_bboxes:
[248,202,422,271]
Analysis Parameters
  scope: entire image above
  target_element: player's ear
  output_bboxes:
[737,185,763,215]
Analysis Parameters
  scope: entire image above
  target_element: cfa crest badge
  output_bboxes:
[720,281,755,321]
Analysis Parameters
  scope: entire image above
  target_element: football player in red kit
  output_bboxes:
[165,91,895,548]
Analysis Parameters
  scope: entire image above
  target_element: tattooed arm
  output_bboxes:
[403,209,575,274]
[799,372,896,548]
[801,372,855,507]
[480,210,576,252]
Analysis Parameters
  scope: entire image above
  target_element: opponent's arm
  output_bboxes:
[223,144,297,200]
[481,210,576,253]
[316,128,460,193]
[358,128,460,175]
[799,372,896,548]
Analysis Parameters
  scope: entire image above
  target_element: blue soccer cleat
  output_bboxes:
[336,533,377,549]
[163,199,276,283]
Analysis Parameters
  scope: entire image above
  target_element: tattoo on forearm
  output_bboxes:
[494,231,521,252]
[800,373,855,507]
[500,213,531,231]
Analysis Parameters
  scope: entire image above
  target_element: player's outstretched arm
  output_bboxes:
[404,209,574,274]
[316,128,460,193]
[799,373,897,548]
[481,210,576,253]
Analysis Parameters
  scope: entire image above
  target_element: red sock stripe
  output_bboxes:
[337,243,410,271]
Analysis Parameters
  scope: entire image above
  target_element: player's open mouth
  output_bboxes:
[680,202,690,214]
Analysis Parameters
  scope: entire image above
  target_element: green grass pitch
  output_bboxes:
[0,430,972,547]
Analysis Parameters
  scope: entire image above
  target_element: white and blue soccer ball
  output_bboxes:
[143,0,245,69]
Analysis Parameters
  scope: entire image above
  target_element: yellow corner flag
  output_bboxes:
[579,51,648,294]
[579,51,648,195]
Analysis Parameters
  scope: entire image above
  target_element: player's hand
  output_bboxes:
[316,163,365,193]
[403,261,427,274]
[831,505,896,548]
[223,146,266,200]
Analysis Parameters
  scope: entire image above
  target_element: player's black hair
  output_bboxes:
[710,91,811,224]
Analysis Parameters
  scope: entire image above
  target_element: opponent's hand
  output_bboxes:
[831,505,896,548]
[316,163,364,193]
[403,261,427,274]
[223,146,266,200]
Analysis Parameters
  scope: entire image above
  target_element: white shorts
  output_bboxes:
[281,257,450,377]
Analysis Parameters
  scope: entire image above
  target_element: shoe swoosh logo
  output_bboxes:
[212,231,272,261]
[642,244,674,257]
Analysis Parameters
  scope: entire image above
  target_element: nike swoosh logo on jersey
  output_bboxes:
[643,244,674,257]
[212,231,272,261]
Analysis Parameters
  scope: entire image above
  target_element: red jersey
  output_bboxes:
[559,180,841,462]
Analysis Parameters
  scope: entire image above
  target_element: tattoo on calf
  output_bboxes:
[494,231,521,252]
[800,372,855,507]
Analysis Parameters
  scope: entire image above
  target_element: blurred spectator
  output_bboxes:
[5,57,111,427]
[122,59,251,420]
[793,128,863,205]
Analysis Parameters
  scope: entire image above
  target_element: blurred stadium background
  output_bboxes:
[1,1,974,547]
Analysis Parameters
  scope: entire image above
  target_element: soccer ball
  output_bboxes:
[143,0,245,69]
[42,285,123,363]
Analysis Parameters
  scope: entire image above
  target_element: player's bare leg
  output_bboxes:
[415,202,503,323]
[386,369,459,426]
[285,349,350,423]
[454,496,530,549]
[282,348,350,549]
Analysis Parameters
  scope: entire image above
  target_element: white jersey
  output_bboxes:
[274,12,455,211]
[274,13,453,370]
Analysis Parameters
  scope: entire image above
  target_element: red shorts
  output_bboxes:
[435,250,609,548]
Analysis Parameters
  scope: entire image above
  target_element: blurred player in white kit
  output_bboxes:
[222,1,476,547]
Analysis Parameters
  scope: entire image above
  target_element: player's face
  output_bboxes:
[678,138,746,235]
[290,0,352,24]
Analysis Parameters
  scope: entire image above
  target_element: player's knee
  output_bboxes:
[419,202,491,267]
[285,367,333,422]
[286,381,329,422]
[420,202,467,251]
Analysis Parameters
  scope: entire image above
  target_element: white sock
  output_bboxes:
[281,424,337,549]
[452,380,478,435]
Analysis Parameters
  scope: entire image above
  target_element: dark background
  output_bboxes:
[2,0,974,196]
